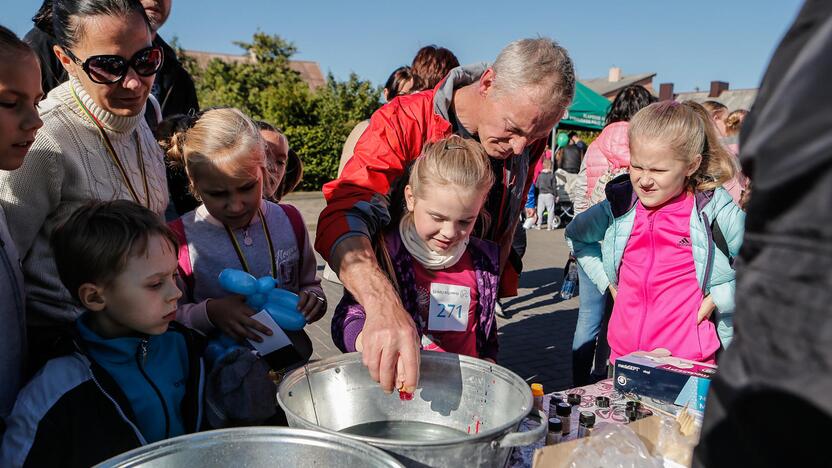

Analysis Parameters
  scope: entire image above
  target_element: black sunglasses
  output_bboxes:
[66,45,164,84]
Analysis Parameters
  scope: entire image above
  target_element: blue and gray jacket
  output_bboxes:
[0,320,205,468]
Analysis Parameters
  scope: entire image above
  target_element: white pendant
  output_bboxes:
[244,235,253,246]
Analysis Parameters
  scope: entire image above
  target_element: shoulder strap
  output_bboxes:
[711,219,734,267]
[168,218,195,300]
[279,203,306,264]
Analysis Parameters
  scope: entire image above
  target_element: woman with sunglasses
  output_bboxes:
[0,0,169,371]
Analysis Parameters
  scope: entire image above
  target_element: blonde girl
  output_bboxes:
[163,108,325,341]
[567,101,745,364]
[332,135,500,364]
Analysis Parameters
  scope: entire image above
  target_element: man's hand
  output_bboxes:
[697,295,716,324]
[332,236,421,393]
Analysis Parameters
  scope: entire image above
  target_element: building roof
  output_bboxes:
[581,72,657,97]
[674,88,757,111]
[183,49,326,90]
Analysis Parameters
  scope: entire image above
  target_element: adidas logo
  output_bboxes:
[678,237,691,247]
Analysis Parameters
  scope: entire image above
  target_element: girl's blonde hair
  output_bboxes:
[628,101,735,191]
[408,135,495,198]
[724,109,748,137]
[160,108,276,199]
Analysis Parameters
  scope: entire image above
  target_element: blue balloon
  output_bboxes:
[263,302,306,331]
[267,288,300,310]
[218,269,258,296]
[256,276,276,294]
[246,292,268,310]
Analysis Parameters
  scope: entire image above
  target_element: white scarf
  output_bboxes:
[399,213,468,270]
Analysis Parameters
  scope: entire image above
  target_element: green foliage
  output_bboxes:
[178,33,382,190]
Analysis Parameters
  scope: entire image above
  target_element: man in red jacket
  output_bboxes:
[317,38,575,393]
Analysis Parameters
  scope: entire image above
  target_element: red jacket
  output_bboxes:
[316,64,546,296]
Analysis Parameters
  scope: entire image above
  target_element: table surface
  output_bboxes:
[507,378,658,468]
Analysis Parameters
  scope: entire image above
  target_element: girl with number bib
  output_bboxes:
[161,108,325,342]
[332,135,500,362]
[567,101,745,364]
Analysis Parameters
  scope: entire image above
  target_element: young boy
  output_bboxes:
[0,201,205,467]
[0,25,43,434]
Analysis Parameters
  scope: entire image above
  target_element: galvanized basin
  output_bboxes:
[94,427,404,468]
[277,351,547,468]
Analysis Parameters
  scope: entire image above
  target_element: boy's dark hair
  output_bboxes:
[605,84,658,126]
[0,24,34,58]
[51,200,179,300]
[51,0,149,49]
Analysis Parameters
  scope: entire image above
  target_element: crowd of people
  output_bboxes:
[0,0,828,467]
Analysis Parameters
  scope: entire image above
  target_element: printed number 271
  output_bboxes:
[436,304,463,319]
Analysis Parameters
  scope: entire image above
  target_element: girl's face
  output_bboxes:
[405,183,486,253]
[261,130,288,189]
[629,140,701,208]
[56,12,155,117]
[0,52,43,170]
[193,163,263,230]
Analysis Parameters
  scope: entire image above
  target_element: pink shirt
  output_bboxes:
[413,252,479,358]
[608,192,719,364]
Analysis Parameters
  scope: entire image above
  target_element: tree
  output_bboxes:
[179,33,382,190]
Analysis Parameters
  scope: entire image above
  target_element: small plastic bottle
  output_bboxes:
[559,261,578,300]
[546,418,563,445]
[578,411,596,438]
[555,402,572,435]
[531,383,545,413]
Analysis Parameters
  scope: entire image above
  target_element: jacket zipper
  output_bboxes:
[699,212,715,295]
[136,338,171,439]
[636,212,655,350]
[89,370,148,445]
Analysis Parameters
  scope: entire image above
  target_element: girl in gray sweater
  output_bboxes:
[162,108,326,342]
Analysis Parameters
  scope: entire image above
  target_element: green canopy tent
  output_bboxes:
[558,81,610,131]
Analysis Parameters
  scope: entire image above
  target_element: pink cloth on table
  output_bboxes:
[608,192,719,364]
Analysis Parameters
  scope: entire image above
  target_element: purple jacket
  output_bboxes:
[332,230,501,361]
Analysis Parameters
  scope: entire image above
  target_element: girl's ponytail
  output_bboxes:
[156,114,198,171]
[683,101,735,191]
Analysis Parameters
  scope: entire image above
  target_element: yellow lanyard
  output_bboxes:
[70,84,150,208]
[224,208,277,278]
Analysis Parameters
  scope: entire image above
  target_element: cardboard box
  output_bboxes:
[613,353,717,412]
[532,416,687,468]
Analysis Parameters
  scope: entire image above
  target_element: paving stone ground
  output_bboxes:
[285,191,579,392]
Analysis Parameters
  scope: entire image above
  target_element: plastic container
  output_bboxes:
[577,411,596,438]
[555,402,572,435]
[531,383,545,412]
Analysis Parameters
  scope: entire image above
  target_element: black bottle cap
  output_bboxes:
[595,396,610,408]
[548,417,563,431]
[556,402,571,417]
[567,393,582,406]
[579,411,596,426]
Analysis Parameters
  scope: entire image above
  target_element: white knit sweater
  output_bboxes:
[0,77,169,326]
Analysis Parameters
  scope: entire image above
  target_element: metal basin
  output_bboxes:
[277,351,546,468]
[94,427,404,468]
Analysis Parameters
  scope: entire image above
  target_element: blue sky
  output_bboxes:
[5,0,803,92]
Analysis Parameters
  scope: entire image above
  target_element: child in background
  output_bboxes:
[256,121,304,202]
[332,135,500,364]
[567,101,745,364]
[1,201,204,467]
[163,108,325,341]
[535,158,557,230]
[0,26,43,432]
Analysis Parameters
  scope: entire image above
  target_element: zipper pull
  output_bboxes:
[138,338,149,366]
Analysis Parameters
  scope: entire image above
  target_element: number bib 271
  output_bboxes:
[427,282,471,332]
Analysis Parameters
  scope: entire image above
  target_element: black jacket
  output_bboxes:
[559,145,582,174]
[0,323,206,468]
